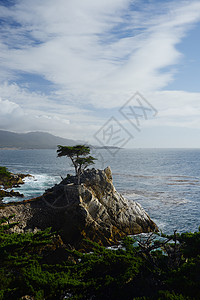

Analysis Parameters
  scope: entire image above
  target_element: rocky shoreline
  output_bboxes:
[0,167,158,249]
[0,169,31,202]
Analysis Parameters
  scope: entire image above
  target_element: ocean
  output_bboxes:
[0,148,200,235]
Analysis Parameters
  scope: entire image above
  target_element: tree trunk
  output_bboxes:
[77,168,81,185]
[71,158,78,176]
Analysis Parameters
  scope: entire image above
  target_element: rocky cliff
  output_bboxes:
[0,167,158,248]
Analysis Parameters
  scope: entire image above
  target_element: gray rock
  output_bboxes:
[0,167,158,248]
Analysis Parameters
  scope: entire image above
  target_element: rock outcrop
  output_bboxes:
[0,172,31,202]
[0,189,24,200]
[0,167,158,248]
[0,172,29,188]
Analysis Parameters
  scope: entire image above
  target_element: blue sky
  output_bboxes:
[166,23,200,93]
[0,0,200,148]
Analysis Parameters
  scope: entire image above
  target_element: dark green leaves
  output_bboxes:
[57,145,96,184]
[0,223,200,299]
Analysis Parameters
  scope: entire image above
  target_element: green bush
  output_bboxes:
[0,218,200,299]
[0,167,11,177]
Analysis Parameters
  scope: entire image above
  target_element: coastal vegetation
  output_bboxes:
[0,166,26,201]
[57,145,96,184]
[0,166,12,188]
[0,216,200,299]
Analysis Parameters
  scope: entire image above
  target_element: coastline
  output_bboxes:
[0,168,32,202]
[0,167,158,248]
[0,148,199,234]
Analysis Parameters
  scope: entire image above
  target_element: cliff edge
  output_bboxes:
[0,167,158,248]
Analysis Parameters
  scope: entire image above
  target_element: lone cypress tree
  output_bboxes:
[57,145,96,184]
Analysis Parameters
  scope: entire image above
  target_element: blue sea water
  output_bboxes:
[0,148,200,235]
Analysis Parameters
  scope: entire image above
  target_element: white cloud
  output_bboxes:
[0,82,105,139]
[0,98,22,115]
[0,97,24,128]
[0,0,200,144]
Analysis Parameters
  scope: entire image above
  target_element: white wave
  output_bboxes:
[3,173,61,203]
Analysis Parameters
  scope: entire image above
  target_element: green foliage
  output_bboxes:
[57,145,90,158]
[0,214,15,224]
[0,166,12,189]
[57,145,96,184]
[75,155,96,170]
[0,166,11,177]
[0,219,200,299]
[178,230,200,258]
[66,239,144,299]
[157,291,193,299]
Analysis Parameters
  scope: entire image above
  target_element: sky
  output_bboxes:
[0,0,200,148]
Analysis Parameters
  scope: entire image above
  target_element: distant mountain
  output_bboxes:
[0,130,81,149]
